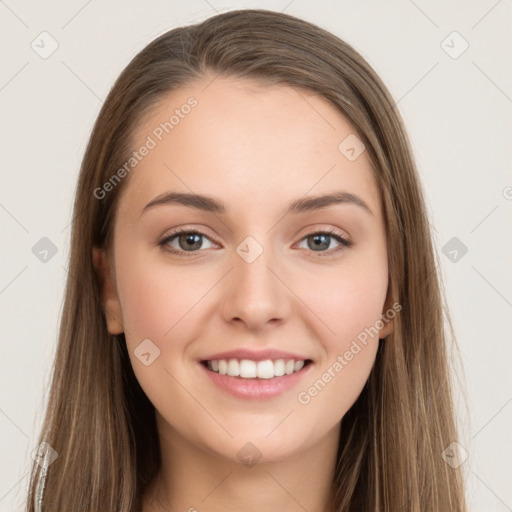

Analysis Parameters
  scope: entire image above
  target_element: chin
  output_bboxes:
[200,433,305,466]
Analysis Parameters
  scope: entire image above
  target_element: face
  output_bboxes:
[93,75,393,464]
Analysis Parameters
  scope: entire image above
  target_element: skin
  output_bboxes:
[93,75,394,512]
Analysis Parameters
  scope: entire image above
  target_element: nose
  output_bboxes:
[220,245,291,331]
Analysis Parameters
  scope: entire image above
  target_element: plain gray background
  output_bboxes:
[1,1,511,510]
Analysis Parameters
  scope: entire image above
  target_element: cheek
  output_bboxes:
[296,259,389,348]
[295,268,385,421]
[115,252,210,408]
[305,257,387,415]
[298,338,379,431]
[116,249,209,344]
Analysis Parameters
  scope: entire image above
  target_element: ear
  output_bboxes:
[92,247,124,335]
[378,285,395,339]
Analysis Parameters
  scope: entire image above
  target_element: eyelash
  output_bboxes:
[158,228,353,258]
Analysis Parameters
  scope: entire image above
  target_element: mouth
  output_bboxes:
[199,357,314,399]
[200,358,314,379]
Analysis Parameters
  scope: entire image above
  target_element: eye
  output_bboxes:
[158,228,352,257]
[296,229,352,256]
[158,229,216,256]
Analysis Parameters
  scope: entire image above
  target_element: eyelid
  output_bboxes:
[159,225,218,242]
[295,224,351,242]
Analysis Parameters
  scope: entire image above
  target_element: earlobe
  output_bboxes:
[378,287,395,340]
[92,247,124,335]
[378,317,394,339]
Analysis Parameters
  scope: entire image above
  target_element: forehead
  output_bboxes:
[120,75,381,218]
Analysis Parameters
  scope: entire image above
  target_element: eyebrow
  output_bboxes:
[140,190,374,217]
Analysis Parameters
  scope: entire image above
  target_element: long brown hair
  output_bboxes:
[25,9,468,511]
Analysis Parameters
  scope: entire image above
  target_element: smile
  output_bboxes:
[199,359,314,399]
[203,358,311,379]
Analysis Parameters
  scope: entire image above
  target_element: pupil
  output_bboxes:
[310,234,329,251]
[181,233,201,250]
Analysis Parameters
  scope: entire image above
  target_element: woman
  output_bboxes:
[26,9,468,511]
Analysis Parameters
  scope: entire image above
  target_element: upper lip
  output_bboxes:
[200,349,312,362]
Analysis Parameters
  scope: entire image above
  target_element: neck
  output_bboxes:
[142,414,340,512]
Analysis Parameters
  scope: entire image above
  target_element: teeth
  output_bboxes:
[257,360,273,379]
[205,358,307,379]
[274,359,285,376]
[239,359,257,378]
[227,358,240,377]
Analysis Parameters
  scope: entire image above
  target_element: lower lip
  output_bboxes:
[199,361,313,400]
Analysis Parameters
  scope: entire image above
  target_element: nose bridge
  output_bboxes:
[220,235,290,329]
